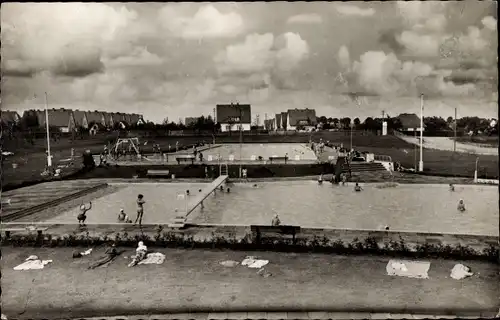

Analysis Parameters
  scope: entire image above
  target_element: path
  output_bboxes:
[1,247,497,319]
[397,136,498,156]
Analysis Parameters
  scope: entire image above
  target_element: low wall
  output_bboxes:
[2,223,497,261]
[68,163,336,180]
[475,178,499,185]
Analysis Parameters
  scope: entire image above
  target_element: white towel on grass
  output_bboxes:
[14,256,53,271]
[450,264,473,280]
[137,252,166,265]
[241,256,269,269]
[386,259,430,279]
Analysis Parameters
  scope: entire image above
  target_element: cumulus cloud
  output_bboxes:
[214,32,309,76]
[158,4,243,39]
[1,3,139,78]
[287,13,323,24]
[104,47,163,68]
[481,16,497,31]
[336,4,375,17]
[337,45,351,70]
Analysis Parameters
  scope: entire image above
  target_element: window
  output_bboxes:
[228,116,241,122]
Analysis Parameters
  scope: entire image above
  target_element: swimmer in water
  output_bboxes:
[253,184,258,188]
[220,185,224,191]
[354,183,363,192]
[227,188,230,193]
[118,209,132,223]
[77,201,92,226]
[199,189,204,209]
[457,199,466,212]
[318,174,323,184]
[449,183,455,191]
[186,190,190,195]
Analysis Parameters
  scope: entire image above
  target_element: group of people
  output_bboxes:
[449,184,467,212]
[85,240,148,270]
[77,194,146,226]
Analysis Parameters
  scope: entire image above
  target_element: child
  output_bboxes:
[449,183,455,192]
[457,199,466,212]
[271,214,281,226]
[134,194,146,226]
[77,201,92,226]
[118,209,132,223]
[354,183,363,192]
[318,174,323,184]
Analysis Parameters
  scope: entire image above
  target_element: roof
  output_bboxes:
[216,104,251,124]
[397,113,424,129]
[286,108,317,126]
[28,108,73,127]
[72,110,87,126]
[86,111,105,124]
[1,110,21,124]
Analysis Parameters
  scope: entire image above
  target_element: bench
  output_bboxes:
[3,227,49,238]
[176,155,195,164]
[146,169,170,177]
[250,225,301,243]
[268,156,288,164]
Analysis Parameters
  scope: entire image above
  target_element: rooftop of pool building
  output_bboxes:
[39,181,498,236]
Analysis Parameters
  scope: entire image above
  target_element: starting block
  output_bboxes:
[208,155,213,162]
[295,155,300,161]
[229,155,235,161]
[251,155,256,161]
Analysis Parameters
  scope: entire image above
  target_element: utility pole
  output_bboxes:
[419,94,424,172]
[453,107,457,153]
[44,92,52,169]
[238,104,243,178]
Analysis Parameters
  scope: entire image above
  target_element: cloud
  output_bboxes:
[481,16,497,31]
[214,32,309,76]
[104,47,163,68]
[287,13,323,24]
[337,45,351,70]
[1,3,139,78]
[158,4,243,39]
[336,4,375,17]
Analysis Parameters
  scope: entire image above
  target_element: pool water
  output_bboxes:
[202,143,317,161]
[44,182,498,236]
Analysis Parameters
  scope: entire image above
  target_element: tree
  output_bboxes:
[363,117,378,131]
[332,118,339,128]
[353,117,361,129]
[340,117,351,129]
[319,116,327,124]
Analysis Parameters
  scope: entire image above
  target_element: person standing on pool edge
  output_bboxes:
[134,194,146,226]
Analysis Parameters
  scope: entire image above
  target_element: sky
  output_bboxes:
[1,2,498,123]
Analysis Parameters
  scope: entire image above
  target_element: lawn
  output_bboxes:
[1,246,498,319]
[2,133,498,190]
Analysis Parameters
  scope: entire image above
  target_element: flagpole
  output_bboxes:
[45,92,52,168]
[418,94,424,172]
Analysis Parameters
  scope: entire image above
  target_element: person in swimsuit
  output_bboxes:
[88,243,119,270]
[354,183,363,192]
[134,194,145,226]
[457,199,466,212]
[118,209,132,223]
[272,214,281,226]
[318,174,323,184]
[77,201,92,226]
[449,183,455,192]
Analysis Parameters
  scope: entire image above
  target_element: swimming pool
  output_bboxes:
[42,181,498,236]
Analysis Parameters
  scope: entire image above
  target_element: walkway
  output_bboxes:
[397,135,498,156]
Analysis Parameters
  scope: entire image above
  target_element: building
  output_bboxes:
[274,113,282,131]
[1,111,21,126]
[23,108,76,133]
[216,104,252,132]
[85,111,107,127]
[280,111,288,130]
[397,113,425,132]
[264,119,274,131]
[286,108,317,131]
[72,110,89,129]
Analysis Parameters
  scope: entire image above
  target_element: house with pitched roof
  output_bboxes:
[1,111,21,126]
[274,113,282,131]
[24,108,75,133]
[216,103,251,132]
[397,113,425,132]
[72,110,89,129]
[280,111,288,130]
[85,111,106,127]
[286,108,317,131]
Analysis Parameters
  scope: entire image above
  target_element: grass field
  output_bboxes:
[2,133,498,189]
[2,247,498,319]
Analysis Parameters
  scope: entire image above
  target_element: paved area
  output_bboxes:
[398,136,498,156]
[70,311,495,319]
[1,247,498,319]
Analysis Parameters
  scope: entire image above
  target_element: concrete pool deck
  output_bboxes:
[1,247,498,320]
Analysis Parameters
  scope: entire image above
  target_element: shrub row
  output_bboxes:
[3,231,498,262]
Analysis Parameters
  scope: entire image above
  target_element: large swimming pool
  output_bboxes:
[42,181,498,236]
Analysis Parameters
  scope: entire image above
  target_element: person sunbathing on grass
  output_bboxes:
[88,243,120,270]
[128,241,148,267]
[77,201,92,226]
